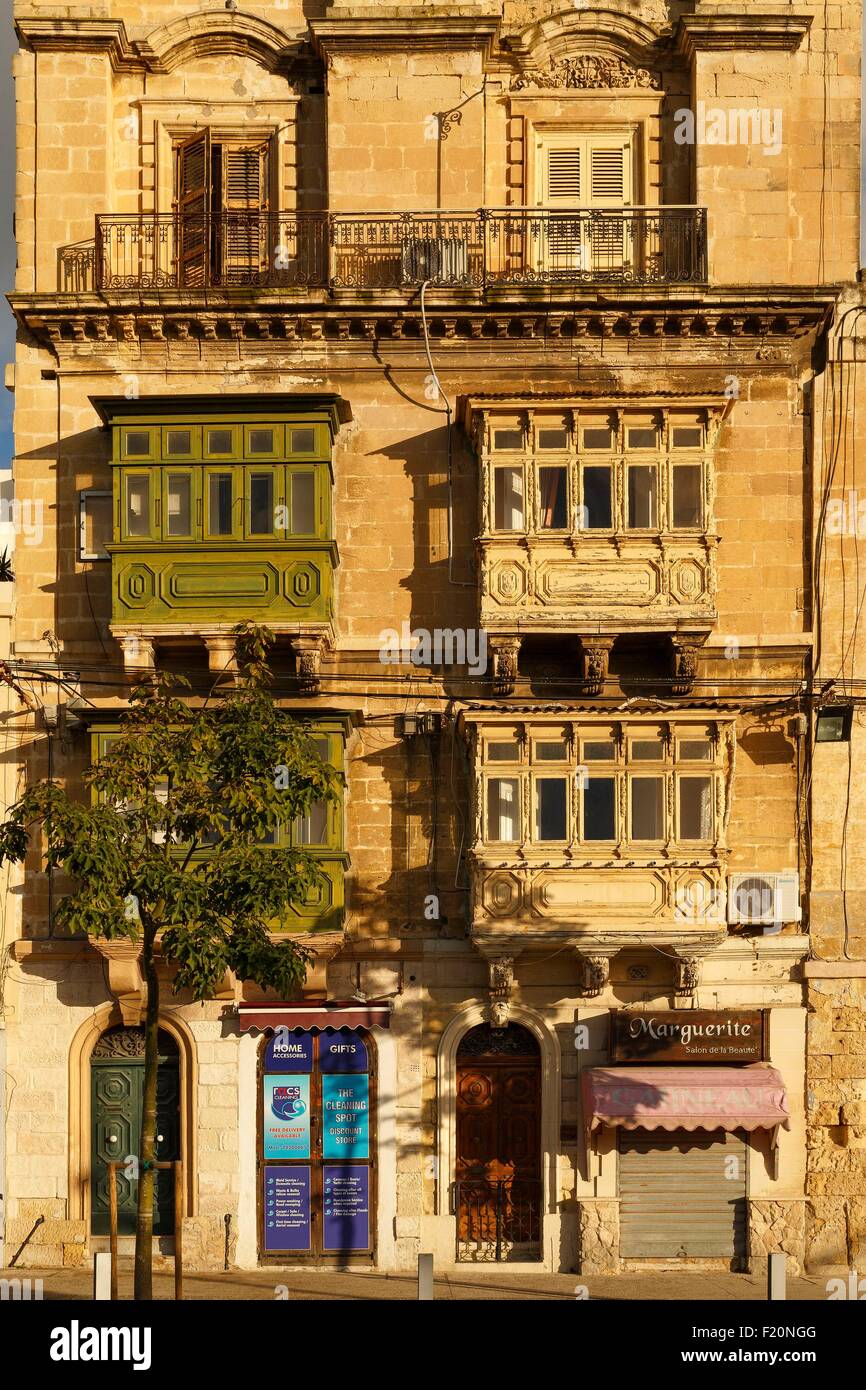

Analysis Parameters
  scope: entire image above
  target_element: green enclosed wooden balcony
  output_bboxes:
[93,396,348,686]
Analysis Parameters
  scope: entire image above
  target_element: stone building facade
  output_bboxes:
[1,0,864,1278]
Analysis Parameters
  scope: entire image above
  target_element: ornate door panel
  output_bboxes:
[90,1028,180,1236]
[455,1024,541,1260]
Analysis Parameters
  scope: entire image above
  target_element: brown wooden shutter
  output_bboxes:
[175,129,210,287]
[220,143,269,282]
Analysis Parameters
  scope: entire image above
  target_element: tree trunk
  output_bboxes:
[134,927,160,1300]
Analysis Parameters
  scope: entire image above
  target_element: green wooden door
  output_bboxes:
[90,1028,180,1236]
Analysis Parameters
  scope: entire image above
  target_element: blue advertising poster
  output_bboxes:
[322,1075,369,1160]
[323,1165,370,1252]
[264,1031,314,1073]
[263,1166,311,1252]
[319,1031,368,1074]
[263,1074,311,1159]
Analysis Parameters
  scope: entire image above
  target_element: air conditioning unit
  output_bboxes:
[402,236,469,285]
[727,871,801,926]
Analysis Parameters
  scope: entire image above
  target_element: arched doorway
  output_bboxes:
[90,1027,180,1236]
[455,1023,541,1261]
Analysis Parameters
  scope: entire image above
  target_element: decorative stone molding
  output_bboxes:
[670,637,700,695]
[310,15,500,58]
[486,956,516,1027]
[577,951,617,997]
[291,635,327,696]
[512,55,660,91]
[674,955,702,996]
[677,15,813,61]
[90,941,145,1026]
[490,637,522,696]
[118,636,156,673]
[14,18,141,72]
[204,637,239,679]
[580,638,615,696]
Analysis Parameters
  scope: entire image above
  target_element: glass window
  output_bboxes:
[631,739,664,761]
[672,426,703,449]
[538,466,568,529]
[487,740,520,763]
[627,427,656,449]
[535,778,567,841]
[581,466,612,529]
[207,428,234,456]
[678,738,712,761]
[125,475,150,537]
[493,428,523,450]
[493,467,525,530]
[583,740,615,761]
[631,777,665,840]
[583,776,616,840]
[538,427,568,450]
[209,473,234,536]
[249,428,275,455]
[672,465,703,528]
[249,473,275,534]
[535,739,567,761]
[290,473,316,534]
[166,429,191,457]
[293,800,328,845]
[486,778,520,842]
[125,431,150,457]
[166,473,192,536]
[79,491,112,561]
[291,428,316,453]
[582,427,613,450]
[627,465,658,528]
[679,776,713,839]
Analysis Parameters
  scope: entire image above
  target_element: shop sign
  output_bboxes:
[263,1166,311,1252]
[322,1075,369,1159]
[319,1031,369,1074]
[323,1165,369,1251]
[264,1031,314,1073]
[263,1074,311,1158]
[610,1009,766,1063]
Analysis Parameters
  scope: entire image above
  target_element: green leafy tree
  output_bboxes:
[0,624,338,1299]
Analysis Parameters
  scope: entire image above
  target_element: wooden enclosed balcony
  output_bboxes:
[77,207,708,293]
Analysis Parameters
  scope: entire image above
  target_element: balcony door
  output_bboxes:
[175,132,270,287]
[535,132,632,277]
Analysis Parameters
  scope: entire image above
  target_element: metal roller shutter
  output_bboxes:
[618,1128,747,1261]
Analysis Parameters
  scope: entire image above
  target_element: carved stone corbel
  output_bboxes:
[670,637,700,695]
[91,940,145,1026]
[577,951,618,998]
[674,956,702,996]
[118,635,156,672]
[204,636,238,678]
[291,636,327,695]
[487,956,515,1028]
[580,637,615,696]
[490,637,522,696]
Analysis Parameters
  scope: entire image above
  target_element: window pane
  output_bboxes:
[539,427,568,450]
[291,428,316,453]
[535,740,567,761]
[535,778,567,841]
[583,740,615,761]
[672,465,703,527]
[249,428,274,455]
[487,741,520,763]
[207,428,233,455]
[249,473,274,534]
[166,429,191,456]
[679,776,713,839]
[678,739,712,761]
[493,428,523,450]
[631,777,664,839]
[538,466,568,529]
[209,473,234,535]
[125,475,150,537]
[486,778,520,842]
[631,739,664,761]
[672,426,702,449]
[293,800,328,845]
[125,431,150,457]
[582,466,612,529]
[291,473,316,534]
[628,466,658,528]
[582,427,613,450]
[583,776,615,840]
[627,427,656,449]
[494,467,524,529]
[80,492,112,559]
[166,473,191,536]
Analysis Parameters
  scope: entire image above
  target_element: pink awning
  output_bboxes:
[582,1065,790,1140]
[237,1000,391,1032]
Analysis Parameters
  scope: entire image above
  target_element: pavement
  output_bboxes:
[5,1266,833,1301]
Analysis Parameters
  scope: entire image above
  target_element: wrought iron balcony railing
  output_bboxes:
[91,207,707,293]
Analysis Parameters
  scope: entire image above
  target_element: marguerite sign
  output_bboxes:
[610,1009,766,1063]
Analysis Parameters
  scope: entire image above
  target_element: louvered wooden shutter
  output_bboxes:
[220,143,269,282]
[546,146,582,204]
[589,144,629,207]
[175,129,210,287]
[222,144,269,212]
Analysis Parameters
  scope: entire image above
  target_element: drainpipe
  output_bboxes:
[0,1019,5,1268]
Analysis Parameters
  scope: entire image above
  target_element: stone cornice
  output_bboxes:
[310,15,500,57]
[676,13,813,61]
[14,17,142,72]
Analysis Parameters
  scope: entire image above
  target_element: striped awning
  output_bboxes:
[237,1000,391,1032]
[582,1065,790,1141]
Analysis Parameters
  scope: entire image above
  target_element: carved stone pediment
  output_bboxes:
[511,55,661,92]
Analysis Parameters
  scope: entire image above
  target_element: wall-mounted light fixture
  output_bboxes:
[815,704,854,743]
